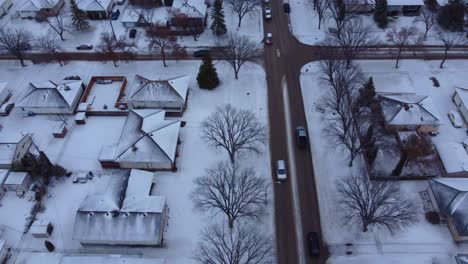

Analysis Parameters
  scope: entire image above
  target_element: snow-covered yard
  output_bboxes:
[300,60,468,263]
[0,59,273,264]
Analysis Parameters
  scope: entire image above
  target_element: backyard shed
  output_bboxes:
[30,219,53,238]
[436,143,468,177]
[453,88,468,124]
[53,123,68,138]
[3,172,31,196]
[0,133,34,169]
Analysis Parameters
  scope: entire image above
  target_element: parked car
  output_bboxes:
[76,44,93,50]
[0,102,14,116]
[448,110,463,128]
[265,33,273,45]
[129,28,137,38]
[111,9,120,20]
[264,7,272,21]
[276,160,287,181]
[193,49,210,57]
[283,3,290,13]
[296,126,308,149]
[306,232,320,257]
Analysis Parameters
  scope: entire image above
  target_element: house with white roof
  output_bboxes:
[73,169,167,246]
[453,87,468,123]
[428,178,468,242]
[121,7,169,28]
[17,79,85,114]
[378,92,441,133]
[19,0,64,18]
[99,109,181,170]
[0,133,34,169]
[387,0,425,16]
[127,75,189,114]
[77,0,114,19]
[0,0,12,18]
[436,143,468,177]
[170,0,207,33]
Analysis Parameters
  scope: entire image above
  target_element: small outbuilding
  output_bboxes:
[75,112,86,125]
[0,133,34,169]
[453,87,468,124]
[4,172,31,197]
[30,219,54,238]
[436,143,468,177]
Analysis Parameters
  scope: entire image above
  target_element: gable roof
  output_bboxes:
[77,0,112,11]
[19,0,61,11]
[172,0,207,18]
[378,92,440,126]
[17,80,83,110]
[436,143,468,174]
[128,75,189,104]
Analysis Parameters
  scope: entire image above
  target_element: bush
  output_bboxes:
[425,211,440,224]
[197,55,220,90]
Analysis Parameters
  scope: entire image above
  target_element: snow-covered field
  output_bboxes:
[0,60,273,264]
[300,60,468,264]
[289,0,455,46]
[0,0,263,52]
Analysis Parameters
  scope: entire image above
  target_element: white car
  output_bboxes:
[264,7,271,21]
[448,110,463,128]
[276,160,287,181]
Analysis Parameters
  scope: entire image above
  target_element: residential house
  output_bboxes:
[77,0,114,19]
[436,143,468,177]
[0,0,12,18]
[387,0,424,16]
[0,133,34,169]
[127,75,189,114]
[17,79,85,115]
[428,178,468,242]
[99,109,181,170]
[121,7,169,28]
[344,0,373,13]
[19,0,64,18]
[73,169,167,246]
[170,0,207,34]
[378,92,441,132]
[3,172,31,196]
[453,87,468,123]
[30,219,53,238]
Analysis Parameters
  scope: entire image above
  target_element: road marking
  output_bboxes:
[276,49,281,58]
[282,76,306,264]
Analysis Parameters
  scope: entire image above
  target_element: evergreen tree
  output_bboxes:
[70,0,90,31]
[210,0,227,36]
[197,55,220,90]
[437,0,465,31]
[374,0,388,29]
[164,0,173,6]
[357,77,376,107]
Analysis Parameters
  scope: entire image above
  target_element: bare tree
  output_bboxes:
[96,32,135,67]
[315,0,331,29]
[217,34,261,79]
[327,19,377,68]
[336,167,419,233]
[386,26,418,68]
[194,223,273,264]
[225,0,260,28]
[0,29,33,67]
[392,134,434,176]
[201,104,266,163]
[192,161,267,228]
[327,0,357,38]
[36,35,67,66]
[41,9,72,41]
[420,6,436,39]
[437,31,465,68]
[146,26,177,67]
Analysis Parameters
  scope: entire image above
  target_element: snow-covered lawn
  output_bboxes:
[0,59,273,264]
[289,0,454,46]
[300,60,468,263]
[0,0,263,52]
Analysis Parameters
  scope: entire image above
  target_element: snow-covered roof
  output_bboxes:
[127,75,189,105]
[0,170,9,185]
[73,169,166,245]
[387,0,424,5]
[378,92,440,127]
[436,143,468,174]
[29,219,51,235]
[103,109,181,164]
[0,82,7,96]
[4,172,28,186]
[455,88,468,109]
[0,134,29,166]
[172,0,207,18]
[17,80,83,110]
[61,256,165,264]
[77,0,113,11]
[121,8,169,25]
[456,255,468,264]
[19,0,61,11]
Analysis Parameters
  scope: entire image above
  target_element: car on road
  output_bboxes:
[76,44,93,50]
[283,3,290,13]
[0,102,14,116]
[264,7,271,21]
[129,28,137,38]
[193,49,210,57]
[265,33,273,45]
[296,126,308,149]
[306,232,320,257]
[276,160,287,181]
[448,110,463,128]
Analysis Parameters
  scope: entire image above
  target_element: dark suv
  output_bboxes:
[307,232,320,257]
[296,126,307,149]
